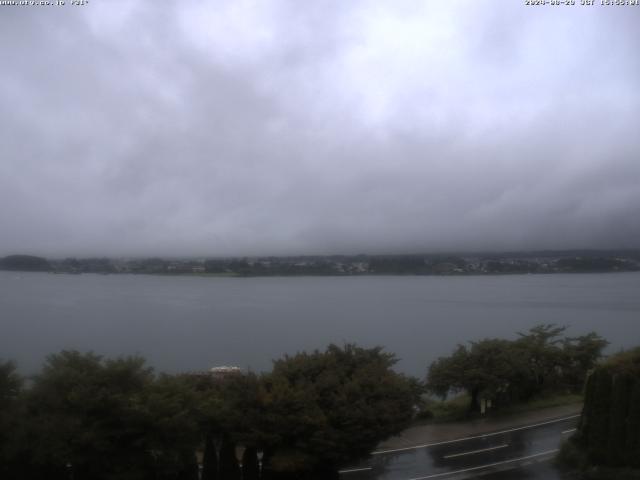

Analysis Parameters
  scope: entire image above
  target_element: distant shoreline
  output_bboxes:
[1,249,639,278]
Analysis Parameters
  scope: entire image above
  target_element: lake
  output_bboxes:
[1,271,639,377]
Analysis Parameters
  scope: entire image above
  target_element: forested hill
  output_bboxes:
[0,255,50,271]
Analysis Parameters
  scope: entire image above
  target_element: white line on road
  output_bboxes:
[407,449,559,480]
[442,444,508,459]
[371,414,580,455]
[338,467,372,474]
[561,428,577,434]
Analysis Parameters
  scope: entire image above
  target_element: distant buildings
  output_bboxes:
[209,365,243,379]
[4,251,640,276]
[187,365,244,382]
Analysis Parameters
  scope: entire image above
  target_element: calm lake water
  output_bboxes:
[1,271,639,377]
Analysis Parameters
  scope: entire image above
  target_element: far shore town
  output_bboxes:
[1,250,639,277]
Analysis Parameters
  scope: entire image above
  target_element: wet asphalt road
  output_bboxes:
[339,416,579,480]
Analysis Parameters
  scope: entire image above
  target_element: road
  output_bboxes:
[339,415,579,480]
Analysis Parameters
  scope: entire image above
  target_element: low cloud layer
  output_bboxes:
[1,0,639,256]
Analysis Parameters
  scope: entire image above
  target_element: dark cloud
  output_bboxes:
[1,0,638,256]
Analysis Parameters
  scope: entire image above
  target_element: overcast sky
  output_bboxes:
[1,0,639,257]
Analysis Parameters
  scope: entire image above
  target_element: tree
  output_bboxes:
[260,344,419,475]
[426,325,608,413]
[515,324,567,395]
[21,351,156,479]
[574,347,640,469]
[138,374,201,479]
[427,339,527,412]
[426,344,471,399]
[560,332,609,390]
[0,361,23,479]
[20,351,202,480]
[191,370,265,478]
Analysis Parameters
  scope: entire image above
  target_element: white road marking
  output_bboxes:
[407,449,559,480]
[371,414,580,455]
[338,467,372,474]
[561,428,577,434]
[443,443,508,459]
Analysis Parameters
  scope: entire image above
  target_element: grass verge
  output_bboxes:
[414,392,583,425]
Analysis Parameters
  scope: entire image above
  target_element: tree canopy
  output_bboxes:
[3,351,200,480]
[426,324,607,412]
[564,347,640,471]
[261,344,419,473]
[1,344,418,480]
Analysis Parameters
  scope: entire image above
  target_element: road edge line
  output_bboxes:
[407,449,559,480]
[372,414,580,455]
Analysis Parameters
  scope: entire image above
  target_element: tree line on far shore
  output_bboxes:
[0,325,609,480]
[2,251,639,276]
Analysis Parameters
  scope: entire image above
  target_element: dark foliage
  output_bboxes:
[0,254,50,271]
[575,348,640,469]
[260,344,419,472]
[1,344,418,479]
[426,324,607,412]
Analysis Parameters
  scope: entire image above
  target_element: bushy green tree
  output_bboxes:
[427,339,527,412]
[0,361,23,479]
[515,324,567,394]
[516,326,606,395]
[20,351,154,479]
[261,344,419,475]
[189,370,265,479]
[574,347,640,470]
[137,374,201,479]
[427,325,608,412]
[5,344,420,479]
[14,351,202,480]
[561,332,609,390]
